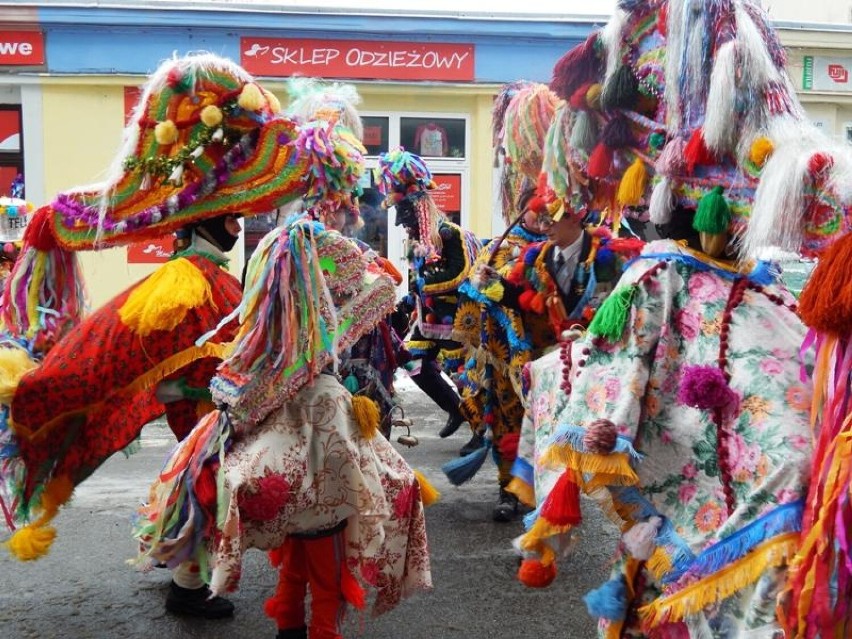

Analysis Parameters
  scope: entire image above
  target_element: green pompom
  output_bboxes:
[588,284,637,342]
[649,132,666,150]
[693,186,731,234]
[343,374,360,394]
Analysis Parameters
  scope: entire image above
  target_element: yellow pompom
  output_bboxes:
[238,83,266,112]
[413,470,441,506]
[154,120,179,145]
[118,258,213,337]
[351,395,380,440]
[263,89,281,114]
[749,136,774,168]
[5,524,57,561]
[616,158,648,207]
[200,104,223,128]
[586,83,603,110]
[0,346,38,405]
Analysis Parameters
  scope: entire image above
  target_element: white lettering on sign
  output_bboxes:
[0,42,33,56]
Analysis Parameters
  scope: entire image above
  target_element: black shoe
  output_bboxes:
[459,432,485,457]
[439,412,465,438]
[276,628,308,639]
[492,487,519,523]
[165,581,235,619]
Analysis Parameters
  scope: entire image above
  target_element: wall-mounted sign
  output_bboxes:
[0,31,44,66]
[431,173,462,212]
[241,38,474,82]
[127,239,173,264]
[803,55,852,92]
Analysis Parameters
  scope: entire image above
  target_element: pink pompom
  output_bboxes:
[677,365,735,410]
[3,243,15,254]
[583,418,618,454]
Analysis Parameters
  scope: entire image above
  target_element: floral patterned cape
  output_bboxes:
[137,374,431,617]
[520,240,813,637]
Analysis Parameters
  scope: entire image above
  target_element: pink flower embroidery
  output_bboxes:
[687,272,727,302]
[776,488,799,504]
[586,386,607,413]
[728,433,761,481]
[604,377,621,402]
[682,462,698,480]
[394,483,416,519]
[759,359,784,376]
[678,483,697,504]
[674,308,700,340]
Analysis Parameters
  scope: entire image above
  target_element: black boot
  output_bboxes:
[459,431,485,456]
[438,412,466,438]
[165,581,235,619]
[492,486,519,523]
[276,628,308,639]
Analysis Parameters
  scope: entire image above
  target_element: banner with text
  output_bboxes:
[803,55,852,92]
[241,38,474,82]
[0,31,44,66]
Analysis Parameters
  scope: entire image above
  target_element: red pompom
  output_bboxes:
[550,33,602,100]
[808,152,834,179]
[518,289,537,311]
[23,206,57,252]
[539,469,582,526]
[497,432,521,462]
[530,292,547,315]
[583,419,618,454]
[518,558,557,588]
[588,143,613,179]
[569,82,594,110]
[684,129,716,174]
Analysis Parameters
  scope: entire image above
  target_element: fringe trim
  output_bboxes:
[12,342,226,441]
[540,444,640,488]
[639,532,799,627]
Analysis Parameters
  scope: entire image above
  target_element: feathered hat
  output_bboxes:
[546,0,852,260]
[207,217,397,428]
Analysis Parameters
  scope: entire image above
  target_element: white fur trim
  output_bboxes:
[704,41,738,154]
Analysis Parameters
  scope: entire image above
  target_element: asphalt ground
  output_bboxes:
[0,377,618,639]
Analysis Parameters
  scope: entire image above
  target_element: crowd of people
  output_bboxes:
[2,0,852,637]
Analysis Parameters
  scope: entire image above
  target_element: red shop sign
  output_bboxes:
[241,38,474,82]
[0,31,45,66]
[127,238,173,264]
[431,174,461,212]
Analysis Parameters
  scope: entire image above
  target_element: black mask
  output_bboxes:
[195,215,239,252]
[394,199,419,238]
[654,207,702,251]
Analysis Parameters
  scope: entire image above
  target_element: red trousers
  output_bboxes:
[266,530,348,639]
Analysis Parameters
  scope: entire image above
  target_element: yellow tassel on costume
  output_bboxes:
[0,346,38,405]
[647,546,673,581]
[749,136,774,168]
[616,158,648,207]
[118,258,213,337]
[541,445,639,488]
[351,395,380,440]
[5,524,57,561]
[506,477,536,508]
[413,470,441,506]
[639,532,798,627]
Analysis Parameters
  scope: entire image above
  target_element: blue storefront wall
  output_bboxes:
[35,6,596,83]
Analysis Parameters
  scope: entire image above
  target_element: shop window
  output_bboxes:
[0,106,23,198]
[400,117,465,159]
[362,116,389,156]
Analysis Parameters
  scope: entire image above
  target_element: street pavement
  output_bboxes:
[0,377,618,639]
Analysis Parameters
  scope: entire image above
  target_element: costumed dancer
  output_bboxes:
[376,148,481,439]
[445,82,557,521]
[135,217,432,639]
[514,3,852,638]
[0,53,361,616]
[285,79,407,438]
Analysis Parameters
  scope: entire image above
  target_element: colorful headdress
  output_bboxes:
[207,217,396,428]
[546,0,852,260]
[285,77,364,142]
[494,82,561,224]
[1,53,367,353]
